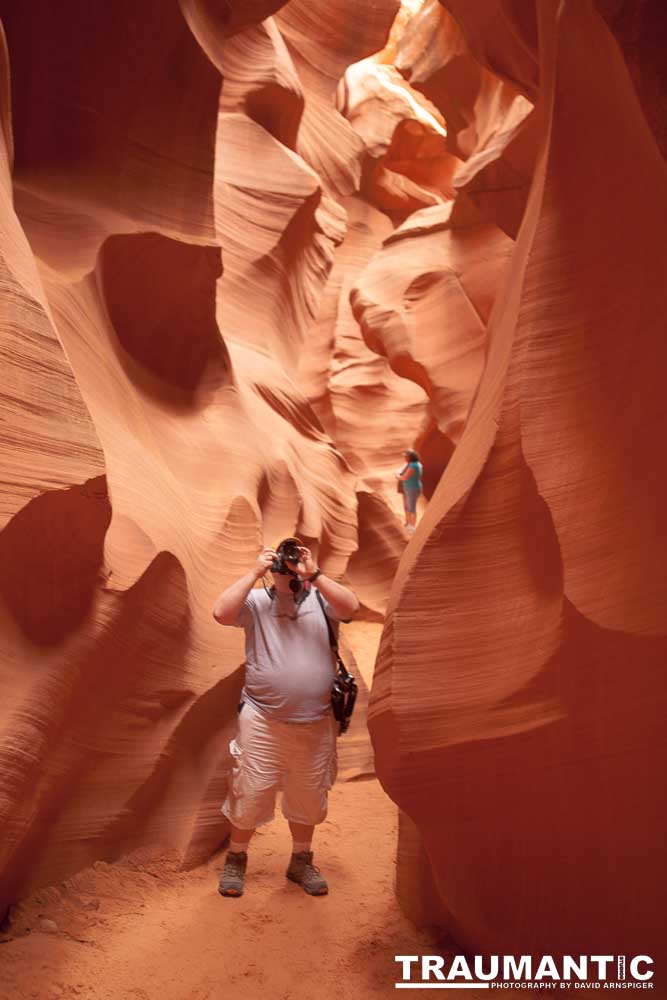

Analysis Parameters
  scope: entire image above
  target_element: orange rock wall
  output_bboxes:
[2,0,663,969]
[0,0,454,913]
[369,0,667,965]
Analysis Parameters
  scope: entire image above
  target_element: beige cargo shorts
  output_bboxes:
[221,700,338,829]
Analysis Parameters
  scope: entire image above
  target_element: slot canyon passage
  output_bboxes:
[0,0,666,997]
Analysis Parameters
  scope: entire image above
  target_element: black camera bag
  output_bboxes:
[314,590,358,736]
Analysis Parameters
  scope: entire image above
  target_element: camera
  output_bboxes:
[331,668,357,734]
[271,537,302,575]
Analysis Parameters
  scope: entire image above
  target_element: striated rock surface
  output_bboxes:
[1,0,664,974]
[396,0,537,237]
[351,202,514,483]
[369,0,667,966]
[396,0,533,162]
[0,0,403,913]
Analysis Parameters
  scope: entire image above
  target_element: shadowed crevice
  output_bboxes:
[0,476,111,646]
[98,232,230,402]
[0,551,193,911]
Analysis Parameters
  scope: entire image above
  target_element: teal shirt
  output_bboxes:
[404,461,423,491]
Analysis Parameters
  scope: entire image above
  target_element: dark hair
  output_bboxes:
[403,449,420,462]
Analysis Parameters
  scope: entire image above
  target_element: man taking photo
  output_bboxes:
[212,538,359,897]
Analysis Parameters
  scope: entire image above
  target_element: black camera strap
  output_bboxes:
[314,589,357,734]
[314,590,348,675]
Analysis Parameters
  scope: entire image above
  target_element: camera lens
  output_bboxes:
[282,542,299,562]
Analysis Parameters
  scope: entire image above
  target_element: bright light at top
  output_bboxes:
[400,0,426,14]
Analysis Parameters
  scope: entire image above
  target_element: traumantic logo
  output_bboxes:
[394,955,655,990]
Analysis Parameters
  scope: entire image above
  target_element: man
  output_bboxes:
[212,538,359,897]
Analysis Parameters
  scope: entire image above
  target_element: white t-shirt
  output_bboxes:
[234,586,340,723]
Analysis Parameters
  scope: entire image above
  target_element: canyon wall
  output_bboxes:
[1,0,665,971]
[2,0,479,913]
[0,0,415,911]
[369,0,667,965]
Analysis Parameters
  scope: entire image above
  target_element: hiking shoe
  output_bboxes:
[219,851,247,897]
[286,851,328,895]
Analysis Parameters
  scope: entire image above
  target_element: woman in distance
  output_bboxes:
[395,449,423,532]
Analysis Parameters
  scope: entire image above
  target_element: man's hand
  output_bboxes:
[283,544,359,619]
[286,545,316,578]
[214,551,273,626]
[253,548,277,580]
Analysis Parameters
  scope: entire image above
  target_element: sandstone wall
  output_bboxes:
[0,0,411,910]
[368,0,667,964]
[1,0,663,967]
[0,0,473,912]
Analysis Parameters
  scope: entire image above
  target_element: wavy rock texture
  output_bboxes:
[342,58,461,223]
[0,28,104,524]
[351,204,514,489]
[369,0,667,966]
[2,1,662,972]
[346,1,535,498]
[274,0,401,197]
[396,0,536,236]
[215,6,440,619]
[396,0,531,161]
[303,194,428,616]
[0,0,407,914]
[0,1,234,914]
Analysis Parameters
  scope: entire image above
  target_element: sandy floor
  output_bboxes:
[342,621,383,690]
[0,622,530,1000]
[0,622,447,1000]
[1,780,448,1000]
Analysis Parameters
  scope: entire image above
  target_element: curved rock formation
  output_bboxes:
[397,0,532,161]
[369,0,667,967]
[351,203,513,470]
[0,0,402,914]
[596,0,667,159]
[396,1,536,236]
[2,2,664,979]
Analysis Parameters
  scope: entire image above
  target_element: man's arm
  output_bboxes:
[314,574,360,621]
[212,548,276,625]
[289,546,360,621]
[396,467,416,482]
